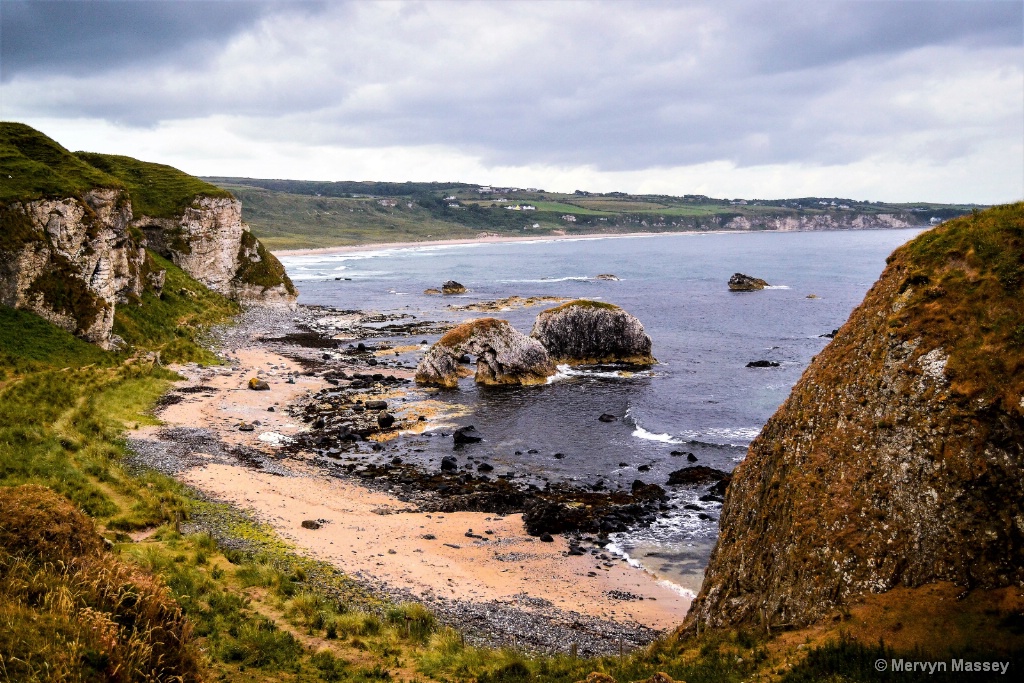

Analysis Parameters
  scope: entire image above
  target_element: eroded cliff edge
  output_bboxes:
[687,203,1024,632]
[1,123,295,348]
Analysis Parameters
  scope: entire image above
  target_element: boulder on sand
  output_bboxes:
[530,300,655,365]
[415,318,555,387]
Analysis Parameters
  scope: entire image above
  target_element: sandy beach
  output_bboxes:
[272,230,716,257]
[142,331,691,645]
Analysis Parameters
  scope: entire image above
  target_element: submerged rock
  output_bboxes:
[530,300,655,365]
[415,318,555,387]
[728,273,769,291]
[453,425,484,444]
[745,360,780,368]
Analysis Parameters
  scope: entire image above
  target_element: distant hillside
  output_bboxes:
[205,176,978,250]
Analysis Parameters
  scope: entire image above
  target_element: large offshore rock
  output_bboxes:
[687,204,1024,633]
[727,272,769,291]
[530,300,654,365]
[415,317,555,387]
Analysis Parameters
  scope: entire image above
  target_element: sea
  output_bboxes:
[277,228,923,596]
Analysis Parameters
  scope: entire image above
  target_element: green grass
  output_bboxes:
[206,177,976,251]
[113,251,241,364]
[0,306,112,376]
[0,121,123,204]
[75,151,233,219]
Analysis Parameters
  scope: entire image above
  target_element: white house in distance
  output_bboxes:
[561,214,577,222]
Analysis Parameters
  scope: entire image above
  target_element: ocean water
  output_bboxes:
[278,228,923,594]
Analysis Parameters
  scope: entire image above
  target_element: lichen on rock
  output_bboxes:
[415,317,555,387]
[687,203,1024,634]
[530,299,655,365]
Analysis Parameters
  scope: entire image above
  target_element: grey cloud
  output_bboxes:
[1,0,1020,175]
[0,0,294,81]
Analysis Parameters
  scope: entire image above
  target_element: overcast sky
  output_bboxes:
[2,0,1021,203]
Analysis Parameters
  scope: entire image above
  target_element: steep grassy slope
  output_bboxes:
[0,122,123,204]
[688,203,1024,648]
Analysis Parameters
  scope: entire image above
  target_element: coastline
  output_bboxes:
[132,306,691,652]
[272,230,727,257]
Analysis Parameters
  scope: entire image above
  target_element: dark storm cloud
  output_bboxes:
[0,0,287,81]
[1,0,1020,176]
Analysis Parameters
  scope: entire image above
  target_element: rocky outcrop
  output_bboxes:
[723,212,917,231]
[441,280,467,294]
[530,300,655,365]
[728,273,769,291]
[0,189,144,348]
[687,204,1024,632]
[1,123,297,348]
[415,318,555,387]
[135,197,295,303]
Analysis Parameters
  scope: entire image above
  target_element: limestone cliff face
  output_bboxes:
[0,189,144,348]
[723,213,915,232]
[530,300,655,365]
[688,204,1024,632]
[415,318,556,387]
[134,196,295,303]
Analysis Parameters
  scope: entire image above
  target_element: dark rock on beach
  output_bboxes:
[666,466,731,486]
[453,425,484,444]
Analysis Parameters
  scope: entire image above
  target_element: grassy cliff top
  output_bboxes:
[0,122,232,219]
[0,122,123,204]
[887,202,1024,408]
[76,151,232,219]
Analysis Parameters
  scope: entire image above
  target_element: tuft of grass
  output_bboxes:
[544,299,621,314]
[437,317,509,348]
[0,485,204,682]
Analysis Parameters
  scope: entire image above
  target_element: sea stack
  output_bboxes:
[688,204,1024,632]
[415,317,556,387]
[530,299,655,365]
[728,272,769,291]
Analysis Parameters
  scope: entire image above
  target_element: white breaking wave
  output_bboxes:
[498,275,592,283]
[546,364,640,383]
[603,541,698,599]
[679,426,761,445]
[632,425,684,444]
[763,285,790,289]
